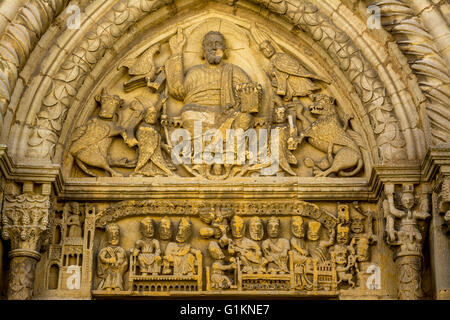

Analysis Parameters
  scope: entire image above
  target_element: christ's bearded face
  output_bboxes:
[203,33,226,65]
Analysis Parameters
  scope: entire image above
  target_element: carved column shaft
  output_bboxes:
[423,147,450,299]
[1,193,51,300]
[7,252,39,300]
[383,183,431,300]
[396,254,423,300]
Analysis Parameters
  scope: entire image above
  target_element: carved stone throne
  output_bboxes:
[237,252,295,291]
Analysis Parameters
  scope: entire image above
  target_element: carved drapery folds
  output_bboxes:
[1,194,51,299]
[21,0,428,165]
[0,0,448,301]
[26,0,173,159]
[383,183,431,299]
[65,21,368,180]
[89,200,379,296]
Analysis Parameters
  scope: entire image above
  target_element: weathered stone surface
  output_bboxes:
[0,0,448,300]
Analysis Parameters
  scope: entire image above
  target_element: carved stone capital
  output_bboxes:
[1,193,51,299]
[2,194,51,252]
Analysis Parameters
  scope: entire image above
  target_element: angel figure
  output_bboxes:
[129,94,176,177]
[199,207,233,246]
[97,224,128,291]
[119,43,166,92]
[258,39,329,102]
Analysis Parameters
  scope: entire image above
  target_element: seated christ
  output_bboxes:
[165,30,251,135]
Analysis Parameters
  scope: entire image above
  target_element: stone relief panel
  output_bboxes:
[65,19,369,180]
[36,202,95,297]
[29,199,386,297]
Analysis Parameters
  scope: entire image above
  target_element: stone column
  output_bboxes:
[1,186,50,300]
[383,183,431,300]
[425,147,450,299]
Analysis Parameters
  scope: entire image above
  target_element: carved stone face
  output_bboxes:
[70,202,80,214]
[106,224,120,246]
[307,222,321,241]
[144,106,157,124]
[249,217,264,241]
[208,241,225,260]
[337,229,349,245]
[140,218,155,238]
[260,40,275,58]
[335,248,348,265]
[231,216,245,239]
[159,218,172,240]
[202,32,226,65]
[291,216,305,238]
[267,218,280,238]
[176,219,191,243]
[274,106,287,124]
[309,95,335,116]
[97,95,122,119]
[350,219,364,234]
[401,192,415,210]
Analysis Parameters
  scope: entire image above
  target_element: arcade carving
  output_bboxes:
[68,22,366,180]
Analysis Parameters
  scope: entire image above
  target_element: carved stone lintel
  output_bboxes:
[1,194,51,300]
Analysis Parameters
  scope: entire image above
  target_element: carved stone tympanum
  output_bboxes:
[0,0,448,301]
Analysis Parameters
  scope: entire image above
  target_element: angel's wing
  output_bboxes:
[118,43,161,77]
[135,126,160,169]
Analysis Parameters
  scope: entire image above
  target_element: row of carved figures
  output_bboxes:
[96,213,376,292]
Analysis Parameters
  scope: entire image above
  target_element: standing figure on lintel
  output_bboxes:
[97,223,128,291]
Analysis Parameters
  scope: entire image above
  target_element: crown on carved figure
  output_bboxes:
[308,221,321,233]
[402,184,414,194]
[179,217,192,230]
[337,223,349,234]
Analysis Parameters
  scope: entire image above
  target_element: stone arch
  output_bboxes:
[3,0,429,168]
[0,0,70,131]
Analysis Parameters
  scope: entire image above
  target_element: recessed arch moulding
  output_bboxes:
[5,0,426,179]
